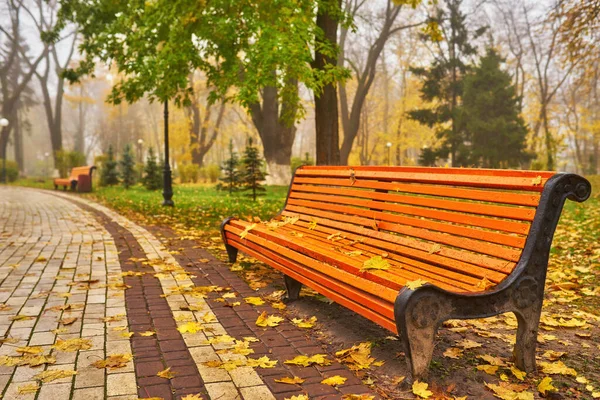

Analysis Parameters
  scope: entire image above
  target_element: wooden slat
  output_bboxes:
[225,223,401,301]
[278,223,480,291]
[290,186,536,221]
[292,178,541,207]
[227,238,398,332]
[295,168,552,191]
[281,210,513,280]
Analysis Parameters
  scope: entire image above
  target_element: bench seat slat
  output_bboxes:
[292,178,542,207]
[295,168,552,191]
[278,224,482,291]
[290,186,536,221]
[287,197,530,235]
[225,224,402,300]
[228,235,397,329]
[284,207,517,274]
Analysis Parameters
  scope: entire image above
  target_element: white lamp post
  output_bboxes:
[386,142,392,166]
[1,118,10,184]
[137,138,144,179]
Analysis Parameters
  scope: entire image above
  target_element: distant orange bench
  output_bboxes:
[54,166,96,192]
[221,166,591,380]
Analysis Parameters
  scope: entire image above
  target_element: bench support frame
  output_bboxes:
[394,173,591,380]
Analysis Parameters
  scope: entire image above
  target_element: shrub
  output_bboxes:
[120,144,136,189]
[216,139,242,193]
[55,150,86,178]
[142,147,162,190]
[99,146,119,186]
[240,137,267,201]
[179,164,200,183]
[205,164,220,183]
[0,159,18,182]
[290,152,314,174]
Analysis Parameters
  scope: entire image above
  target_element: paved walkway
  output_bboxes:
[0,187,376,400]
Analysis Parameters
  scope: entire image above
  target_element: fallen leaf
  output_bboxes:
[284,395,309,400]
[456,339,482,349]
[429,244,442,254]
[321,375,347,386]
[139,331,156,337]
[177,322,205,334]
[53,338,92,352]
[443,348,463,359]
[17,383,40,394]
[342,395,375,400]
[291,316,317,329]
[477,364,499,375]
[34,369,77,383]
[256,311,284,327]
[531,176,542,186]
[16,346,43,355]
[246,356,278,368]
[60,317,78,325]
[361,256,390,272]
[157,367,176,379]
[181,395,204,400]
[412,381,433,399]
[244,297,265,306]
[335,342,379,370]
[284,354,332,367]
[92,354,133,370]
[485,382,533,400]
[538,377,556,395]
[539,361,577,376]
[240,224,257,239]
[405,279,427,290]
[274,376,305,385]
[510,366,526,381]
[10,315,34,321]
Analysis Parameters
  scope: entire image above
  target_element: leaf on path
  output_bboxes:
[456,339,482,349]
[34,369,77,383]
[342,395,375,400]
[16,346,43,355]
[335,342,379,370]
[485,382,533,400]
[20,354,56,367]
[405,279,427,290]
[412,381,433,399]
[181,395,203,400]
[477,365,499,375]
[103,314,125,322]
[177,322,205,334]
[139,331,156,337]
[510,366,526,381]
[60,317,78,325]
[204,335,236,345]
[274,376,305,385]
[285,395,309,400]
[240,224,257,239]
[201,312,217,323]
[360,256,389,272]
[92,354,133,370]
[256,311,284,327]
[157,367,176,379]
[291,316,317,329]
[35,256,47,262]
[53,338,92,352]
[285,354,331,367]
[443,348,463,359]
[121,331,135,338]
[321,375,347,386]
[17,383,40,394]
[246,356,278,368]
[244,297,265,306]
[10,315,34,321]
[538,377,556,395]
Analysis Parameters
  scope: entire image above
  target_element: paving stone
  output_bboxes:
[107,372,138,396]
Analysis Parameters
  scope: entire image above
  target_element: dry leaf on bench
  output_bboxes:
[360,256,389,272]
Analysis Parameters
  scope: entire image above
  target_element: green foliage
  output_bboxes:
[409,0,485,167]
[291,152,315,174]
[0,159,19,182]
[100,146,119,186]
[55,149,86,178]
[119,144,136,189]
[142,147,162,190]
[200,164,221,183]
[179,164,200,184]
[216,139,242,194]
[59,0,349,123]
[240,137,267,201]
[461,49,532,168]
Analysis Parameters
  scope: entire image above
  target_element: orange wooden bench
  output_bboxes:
[53,166,96,192]
[220,166,591,380]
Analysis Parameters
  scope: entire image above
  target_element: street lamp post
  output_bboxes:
[1,118,9,184]
[162,101,174,206]
[44,152,50,178]
[386,142,392,166]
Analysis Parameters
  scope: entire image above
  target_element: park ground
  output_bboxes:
[2,177,600,399]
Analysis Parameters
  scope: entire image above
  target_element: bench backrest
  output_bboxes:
[281,166,556,293]
[69,166,95,180]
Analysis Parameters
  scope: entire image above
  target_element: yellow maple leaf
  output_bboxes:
[360,256,390,272]
[240,223,257,239]
[538,377,556,395]
[443,347,463,359]
[308,220,318,230]
[244,297,265,306]
[542,350,565,361]
[531,176,542,186]
[19,354,56,367]
[456,339,482,349]
[510,366,526,381]
[16,346,43,355]
[285,354,331,367]
[181,395,203,400]
[53,338,92,352]
[284,395,309,400]
[139,331,156,337]
[274,376,305,385]
[17,383,40,394]
[92,354,133,370]
[321,375,347,386]
[256,311,284,327]
[34,369,77,383]
[246,356,278,368]
[405,279,427,290]
[157,367,176,379]
[540,361,577,376]
[336,342,377,370]
[485,383,533,400]
[477,364,499,375]
[428,243,442,254]
[271,301,286,310]
[291,316,317,329]
[412,381,433,399]
[478,355,505,366]
[177,322,204,334]
[204,335,236,345]
[201,312,217,323]
[342,395,375,400]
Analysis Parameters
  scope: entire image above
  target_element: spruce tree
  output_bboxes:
[142,147,162,190]
[216,139,241,194]
[462,49,531,168]
[120,144,136,189]
[409,0,486,166]
[240,137,267,201]
[100,145,119,186]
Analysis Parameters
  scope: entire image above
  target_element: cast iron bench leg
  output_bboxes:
[220,217,239,263]
[513,298,542,372]
[284,275,302,302]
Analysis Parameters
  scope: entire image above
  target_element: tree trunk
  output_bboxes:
[249,84,296,186]
[14,111,23,172]
[314,0,341,166]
